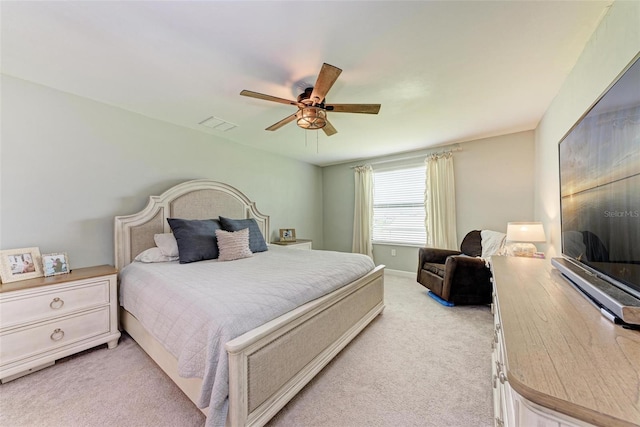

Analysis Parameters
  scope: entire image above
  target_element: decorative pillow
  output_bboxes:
[167,218,221,264]
[154,233,179,257]
[215,228,253,261]
[134,247,179,263]
[219,217,268,253]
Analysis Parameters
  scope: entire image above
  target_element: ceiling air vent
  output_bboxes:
[199,116,237,131]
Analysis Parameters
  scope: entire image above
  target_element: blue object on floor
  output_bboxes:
[427,291,455,307]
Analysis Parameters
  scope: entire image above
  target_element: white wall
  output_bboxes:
[0,76,323,268]
[534,0,640,257]
[455,131,535,236]
[322,130,535,272]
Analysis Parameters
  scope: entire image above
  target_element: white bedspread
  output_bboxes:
[118,246,375,426]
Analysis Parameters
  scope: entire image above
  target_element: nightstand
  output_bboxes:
[271,239,312,250]
[0,265,121,382]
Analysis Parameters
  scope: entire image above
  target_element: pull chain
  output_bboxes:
[303,130,320,153]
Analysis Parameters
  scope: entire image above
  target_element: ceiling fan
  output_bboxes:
[240,63,381,136]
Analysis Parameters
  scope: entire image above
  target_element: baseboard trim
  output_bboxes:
[384,269,415,279]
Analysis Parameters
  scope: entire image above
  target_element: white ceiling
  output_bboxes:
[1,1,612,166]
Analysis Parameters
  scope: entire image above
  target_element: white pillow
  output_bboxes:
[154,233,179,257]
[215,228,253,261]
[134,247,179,263]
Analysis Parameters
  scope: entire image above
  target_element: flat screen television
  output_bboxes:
[552,54,640,326]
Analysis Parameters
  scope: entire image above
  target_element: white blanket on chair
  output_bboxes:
[481,230,507,262]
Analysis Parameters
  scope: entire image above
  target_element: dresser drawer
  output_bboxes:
[0,307,110,366]
[0,279,110,329]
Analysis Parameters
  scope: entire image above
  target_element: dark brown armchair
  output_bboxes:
[417,230,493,305]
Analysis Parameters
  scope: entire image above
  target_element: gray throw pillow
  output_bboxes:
[218,216,268,253]
[167,218,221,263]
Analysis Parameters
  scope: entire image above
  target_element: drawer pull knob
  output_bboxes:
[50,297,64,309]
[499,371,507,384]
[50,328,65,341]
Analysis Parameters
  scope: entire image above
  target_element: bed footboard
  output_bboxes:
[226,265,385,427]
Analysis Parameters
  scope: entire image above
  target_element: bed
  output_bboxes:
[114,179,385,427]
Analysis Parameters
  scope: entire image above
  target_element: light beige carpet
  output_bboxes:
[0,273,493,427]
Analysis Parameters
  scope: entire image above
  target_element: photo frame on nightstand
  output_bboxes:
[0,247,44,283]
[279,228,297,242]
[42,253,70,277]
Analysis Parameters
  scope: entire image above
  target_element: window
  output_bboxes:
[372,165,427,245]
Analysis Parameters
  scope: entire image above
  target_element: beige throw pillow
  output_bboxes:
[215,228,253,261]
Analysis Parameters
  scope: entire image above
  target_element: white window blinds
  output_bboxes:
[372,165,427,246]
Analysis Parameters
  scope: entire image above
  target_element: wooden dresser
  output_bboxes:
[0,265,121,382]
[490,256,640,427]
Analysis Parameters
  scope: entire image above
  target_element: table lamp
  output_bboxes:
[506,222,546,257]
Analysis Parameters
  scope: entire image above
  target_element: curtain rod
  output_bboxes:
[350,146,462,169]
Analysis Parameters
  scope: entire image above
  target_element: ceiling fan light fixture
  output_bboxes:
[296,106,326,130]
[240,63,380,136]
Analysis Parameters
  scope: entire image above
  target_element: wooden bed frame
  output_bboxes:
[114,179,385,426]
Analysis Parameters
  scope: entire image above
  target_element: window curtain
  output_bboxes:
[352,165,374,258]
[424,153,458,250]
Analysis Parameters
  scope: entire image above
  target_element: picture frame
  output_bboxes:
[42,253,71,277]
[279,228,297,242]
[0,247,44,284]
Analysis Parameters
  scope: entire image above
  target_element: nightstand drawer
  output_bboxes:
[288,241,312,250]
[271,239,312,250]
[0,307,110,366]
[0,279,109,329]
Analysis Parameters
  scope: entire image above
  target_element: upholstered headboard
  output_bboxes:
[114,179,269,271]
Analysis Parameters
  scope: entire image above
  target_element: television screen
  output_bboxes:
[559,56,640,299]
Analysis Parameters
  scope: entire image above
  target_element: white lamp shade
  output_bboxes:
[506,222,546,242]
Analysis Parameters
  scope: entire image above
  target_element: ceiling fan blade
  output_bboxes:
[310,63,342,105]
[322,120,338,136]
[326,104,381,114]
[266,113,297,131]
[240,90,301,107]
